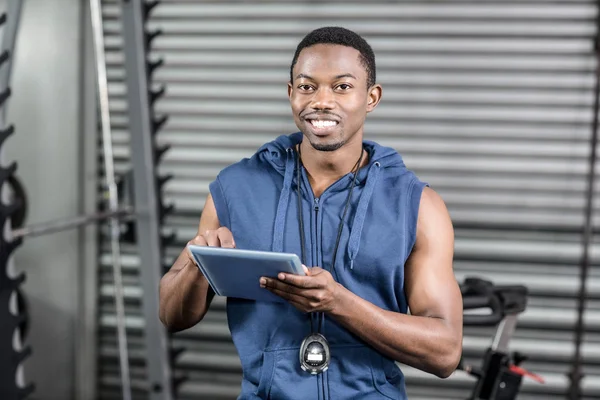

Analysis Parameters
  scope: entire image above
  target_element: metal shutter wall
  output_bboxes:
[97,1,600,399]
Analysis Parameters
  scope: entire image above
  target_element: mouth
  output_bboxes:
[304,118,339,135]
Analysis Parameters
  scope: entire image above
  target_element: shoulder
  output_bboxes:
[415,187,454,248]
[216,152,267,183]
[209,151,270,229]
[420,187,449,215]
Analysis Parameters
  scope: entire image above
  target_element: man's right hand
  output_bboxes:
[186,227,236,265]
[192,227,236,249]
[159,194,224,332]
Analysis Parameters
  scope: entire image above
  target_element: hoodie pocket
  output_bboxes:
[370,351,407,400]
[255,351,275,399]
[324,345,405,399]
[255,348,319,400]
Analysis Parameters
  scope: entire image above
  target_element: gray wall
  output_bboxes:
[3,1,86,399]
[100,2,599,400]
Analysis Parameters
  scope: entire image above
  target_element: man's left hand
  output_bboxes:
[260,266,341,313]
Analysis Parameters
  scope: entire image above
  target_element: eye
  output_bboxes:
[336,83,352,91]
[298,84,314,91]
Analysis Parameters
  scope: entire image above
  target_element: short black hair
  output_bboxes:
[290,26,376,88]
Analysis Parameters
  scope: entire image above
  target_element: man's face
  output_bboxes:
[288,44,382,152]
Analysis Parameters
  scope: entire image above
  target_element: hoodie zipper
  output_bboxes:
[310,196,321,400]
[311,197,320,271]
[313,196,321,274]
[313,196,329,400]
[300,171,330,400]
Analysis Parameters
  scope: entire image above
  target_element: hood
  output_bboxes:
[260,132,406,273]
[257,132,407,178]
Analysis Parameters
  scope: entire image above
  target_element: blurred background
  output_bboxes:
[0,0,599,399]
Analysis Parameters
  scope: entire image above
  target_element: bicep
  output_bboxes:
[404,187,462,326]
[198,193,221,233]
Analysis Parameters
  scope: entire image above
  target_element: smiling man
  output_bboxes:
[159,27,463,399]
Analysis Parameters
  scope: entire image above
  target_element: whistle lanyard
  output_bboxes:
[295,144,363,282]
[295,144,363,376]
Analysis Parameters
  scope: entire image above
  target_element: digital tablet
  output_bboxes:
[187,245,305,302]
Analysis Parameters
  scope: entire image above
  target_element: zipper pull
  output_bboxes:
[314,198,319,212]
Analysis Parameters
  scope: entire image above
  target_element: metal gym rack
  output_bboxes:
[0,0,177,398]
[119,0,176,399]
[0,1,33,399]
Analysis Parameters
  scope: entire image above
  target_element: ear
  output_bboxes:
[287,81,293,99]
[366,84,382,113]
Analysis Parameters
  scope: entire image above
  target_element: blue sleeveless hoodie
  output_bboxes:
[209,132,427,400]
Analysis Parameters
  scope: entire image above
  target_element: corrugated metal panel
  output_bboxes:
[98,1,600,399]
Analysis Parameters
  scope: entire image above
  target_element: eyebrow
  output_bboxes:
[295,73,313,80]
[334,73,357,80]
[294,73,357,80]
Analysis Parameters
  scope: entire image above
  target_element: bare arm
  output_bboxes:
[329,187,462,376]
[158,194,235,332]
[262,187,463,377]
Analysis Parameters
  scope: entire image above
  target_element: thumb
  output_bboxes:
[302,265,311,275]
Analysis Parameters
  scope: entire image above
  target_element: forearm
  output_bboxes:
[329,285,462,378]
[159,254,213,332]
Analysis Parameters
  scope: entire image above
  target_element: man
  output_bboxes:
[159,27,463,399]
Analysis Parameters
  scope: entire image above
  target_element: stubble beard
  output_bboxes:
[304,127,346,152]
[310,140,346,152]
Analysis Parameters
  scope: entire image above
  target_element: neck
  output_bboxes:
[298,137,367,197]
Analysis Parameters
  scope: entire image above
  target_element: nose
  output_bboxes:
[309,87,335,110]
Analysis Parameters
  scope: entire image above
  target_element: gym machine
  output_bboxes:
[459,277,544,400]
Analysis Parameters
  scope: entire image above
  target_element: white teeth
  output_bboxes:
[310,120,337,128]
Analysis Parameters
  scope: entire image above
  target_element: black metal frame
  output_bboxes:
[568,0,600,398]
[120,0,178,398]
[0,1,33,399]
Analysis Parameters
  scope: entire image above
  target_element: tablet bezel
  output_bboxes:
[186,245,305,299]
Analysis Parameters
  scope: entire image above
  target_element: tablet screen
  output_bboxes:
[187,245,304,302]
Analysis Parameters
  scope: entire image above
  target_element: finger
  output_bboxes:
[261,278,327,312]
[266,285,311,310]
[186,236,208,263]
[188,235,208,247]
[216,227,236,248]
[302,265,310,275]
[277,272,320,289]
[261,277,322,300]
[261,277,302,295]
[265,285,324,314]
[203,230,221,247]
